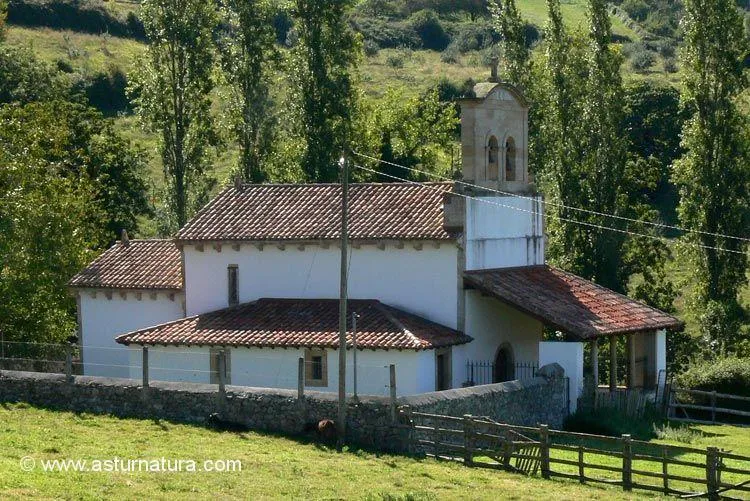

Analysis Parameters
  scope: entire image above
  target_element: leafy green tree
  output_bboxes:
[0,108,104,351]
[0,45,66,105]
[672,0,750,352]
[130,0,219,229]
[0,101,150,248]
[490,0,529,87]
[290,0,359,182]
[0,0,7,41]
[218,0,279,183]
[366,87,458,182]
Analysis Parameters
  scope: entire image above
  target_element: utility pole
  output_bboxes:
[352,312,359,401]
[337,153,349,447]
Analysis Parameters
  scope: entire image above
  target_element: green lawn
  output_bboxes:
[1,403,657,500]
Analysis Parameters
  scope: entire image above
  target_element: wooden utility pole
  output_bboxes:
[352,312,359,401]
[338,154,349,446]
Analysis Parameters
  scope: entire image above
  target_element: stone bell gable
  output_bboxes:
[459,82,531,194]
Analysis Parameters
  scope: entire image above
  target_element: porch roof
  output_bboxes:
[464,265,683,340]
[116,298,472,350]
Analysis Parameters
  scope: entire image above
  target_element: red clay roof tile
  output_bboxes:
[175,183,454,242]
[464,265,682,339]
[115,298,471,350]
[68,240,182,291]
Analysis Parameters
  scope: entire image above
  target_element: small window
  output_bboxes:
[487,136,499,181]
[210,348,231,384]
[304,348,328,387]
[227,265,238,306]
[505,137,517,182]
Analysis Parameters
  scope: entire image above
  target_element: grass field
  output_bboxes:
[0,403,654,500]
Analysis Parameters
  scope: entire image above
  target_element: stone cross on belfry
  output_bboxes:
[489,56,499,83]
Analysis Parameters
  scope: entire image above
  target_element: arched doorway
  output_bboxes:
[493,344,515,383]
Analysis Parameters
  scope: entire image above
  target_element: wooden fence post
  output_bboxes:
[463,415,474,466]
[218,350,226,396]
[622,434,632,491]
[539,424,550,479]
[297,357,304,400]
[578,445,584,483]
[706,447,719,501]
[65,343,73,382]
[662,445,669,494]
[389,364,397,424]
[142,346,149,389]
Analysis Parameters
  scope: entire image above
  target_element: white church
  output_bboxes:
[68,77,681,400]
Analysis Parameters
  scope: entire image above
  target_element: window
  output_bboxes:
[487,136,499,181]
[505,137,516,181]
[210,348,231,384]
[304,348,328,387]
[227,265,238,306]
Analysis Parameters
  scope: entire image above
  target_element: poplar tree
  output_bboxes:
[490,0,529,88]
[672,0,750,351]
[218,0,278,183]
[290,0,359,183]
[0,0,7,41]
[130,0,219,229]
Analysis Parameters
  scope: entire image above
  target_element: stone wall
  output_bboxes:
[0,366,567,452]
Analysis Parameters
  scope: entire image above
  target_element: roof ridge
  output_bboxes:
[373,302,422,348]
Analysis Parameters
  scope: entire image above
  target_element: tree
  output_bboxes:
[490,0,529,88]
[0,45,66,105]
[0,0,7,41]
[0,101,151,249]
[0,107,104,352]
[672,0,749,352]
[290,0,359,182]
[130,0,219,229]
[366,87,458,182]
[218,0,279,183]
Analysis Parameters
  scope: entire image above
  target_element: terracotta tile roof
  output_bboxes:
[68,240,182,291]
[174,183,454,242]
[116,298,471,350]
[464,265,682,339]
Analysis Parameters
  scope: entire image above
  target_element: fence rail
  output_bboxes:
[402,408,750,499]
[464,361,539,386]
[669,387,750,425]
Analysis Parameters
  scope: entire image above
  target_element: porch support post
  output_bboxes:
[627,334,636,389]
[591,339,599,388]
[609,336,617,392]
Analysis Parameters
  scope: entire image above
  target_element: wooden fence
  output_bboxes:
[669,387,750,425]
[402,408,750,500]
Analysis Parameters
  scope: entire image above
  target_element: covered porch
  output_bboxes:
[464,265,683,395]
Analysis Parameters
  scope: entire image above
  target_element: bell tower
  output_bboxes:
[458,64,532,194]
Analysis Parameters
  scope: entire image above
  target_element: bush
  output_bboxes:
[351,15,421,49]
[625,42,656,72]
[406,9,449,50]
[363,39,380,57]
[0,45,66,105]
[450,21,497,53]
[7,0,145,39]
[663,57,677,73]
[81,65,129,115]
[386,52,405,68]
[621,0,649,21]
[675,357,750,398]
[652,423,704,444]
[564,406,662,440]
[440,42,459,63]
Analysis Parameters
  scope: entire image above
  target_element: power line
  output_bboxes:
[351,150,750,244]
[351,162,748,256]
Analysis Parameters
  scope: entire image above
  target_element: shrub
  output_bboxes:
[621,0,649,21]
[386,52,404,68]
[351,16,421,49]
[450,21,497,53]
[652,423,704,444]
[440,42,459,63]
[81,65,129,115]
[564,406,662,440]
[363,39,380,57]
[663,57,677,73]
[406,9,449,50]
[675,356,750,398]
[7,0,145,39]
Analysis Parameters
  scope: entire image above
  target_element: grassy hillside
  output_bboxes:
[1,403,640,500]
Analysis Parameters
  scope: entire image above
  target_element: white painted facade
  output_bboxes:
[127,345,435,396]
[77,290,185,378]
[183,243,459,329]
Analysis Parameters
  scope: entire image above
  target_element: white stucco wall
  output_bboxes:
[78,290,185,378]
[183,243,459,329]
[465,196,545,271]
[456,290,543,388]
[539,341,584,413]
[127,345,436,397]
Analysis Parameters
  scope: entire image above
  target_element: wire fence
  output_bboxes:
[464,360,539,386]
[0,340,397,397]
